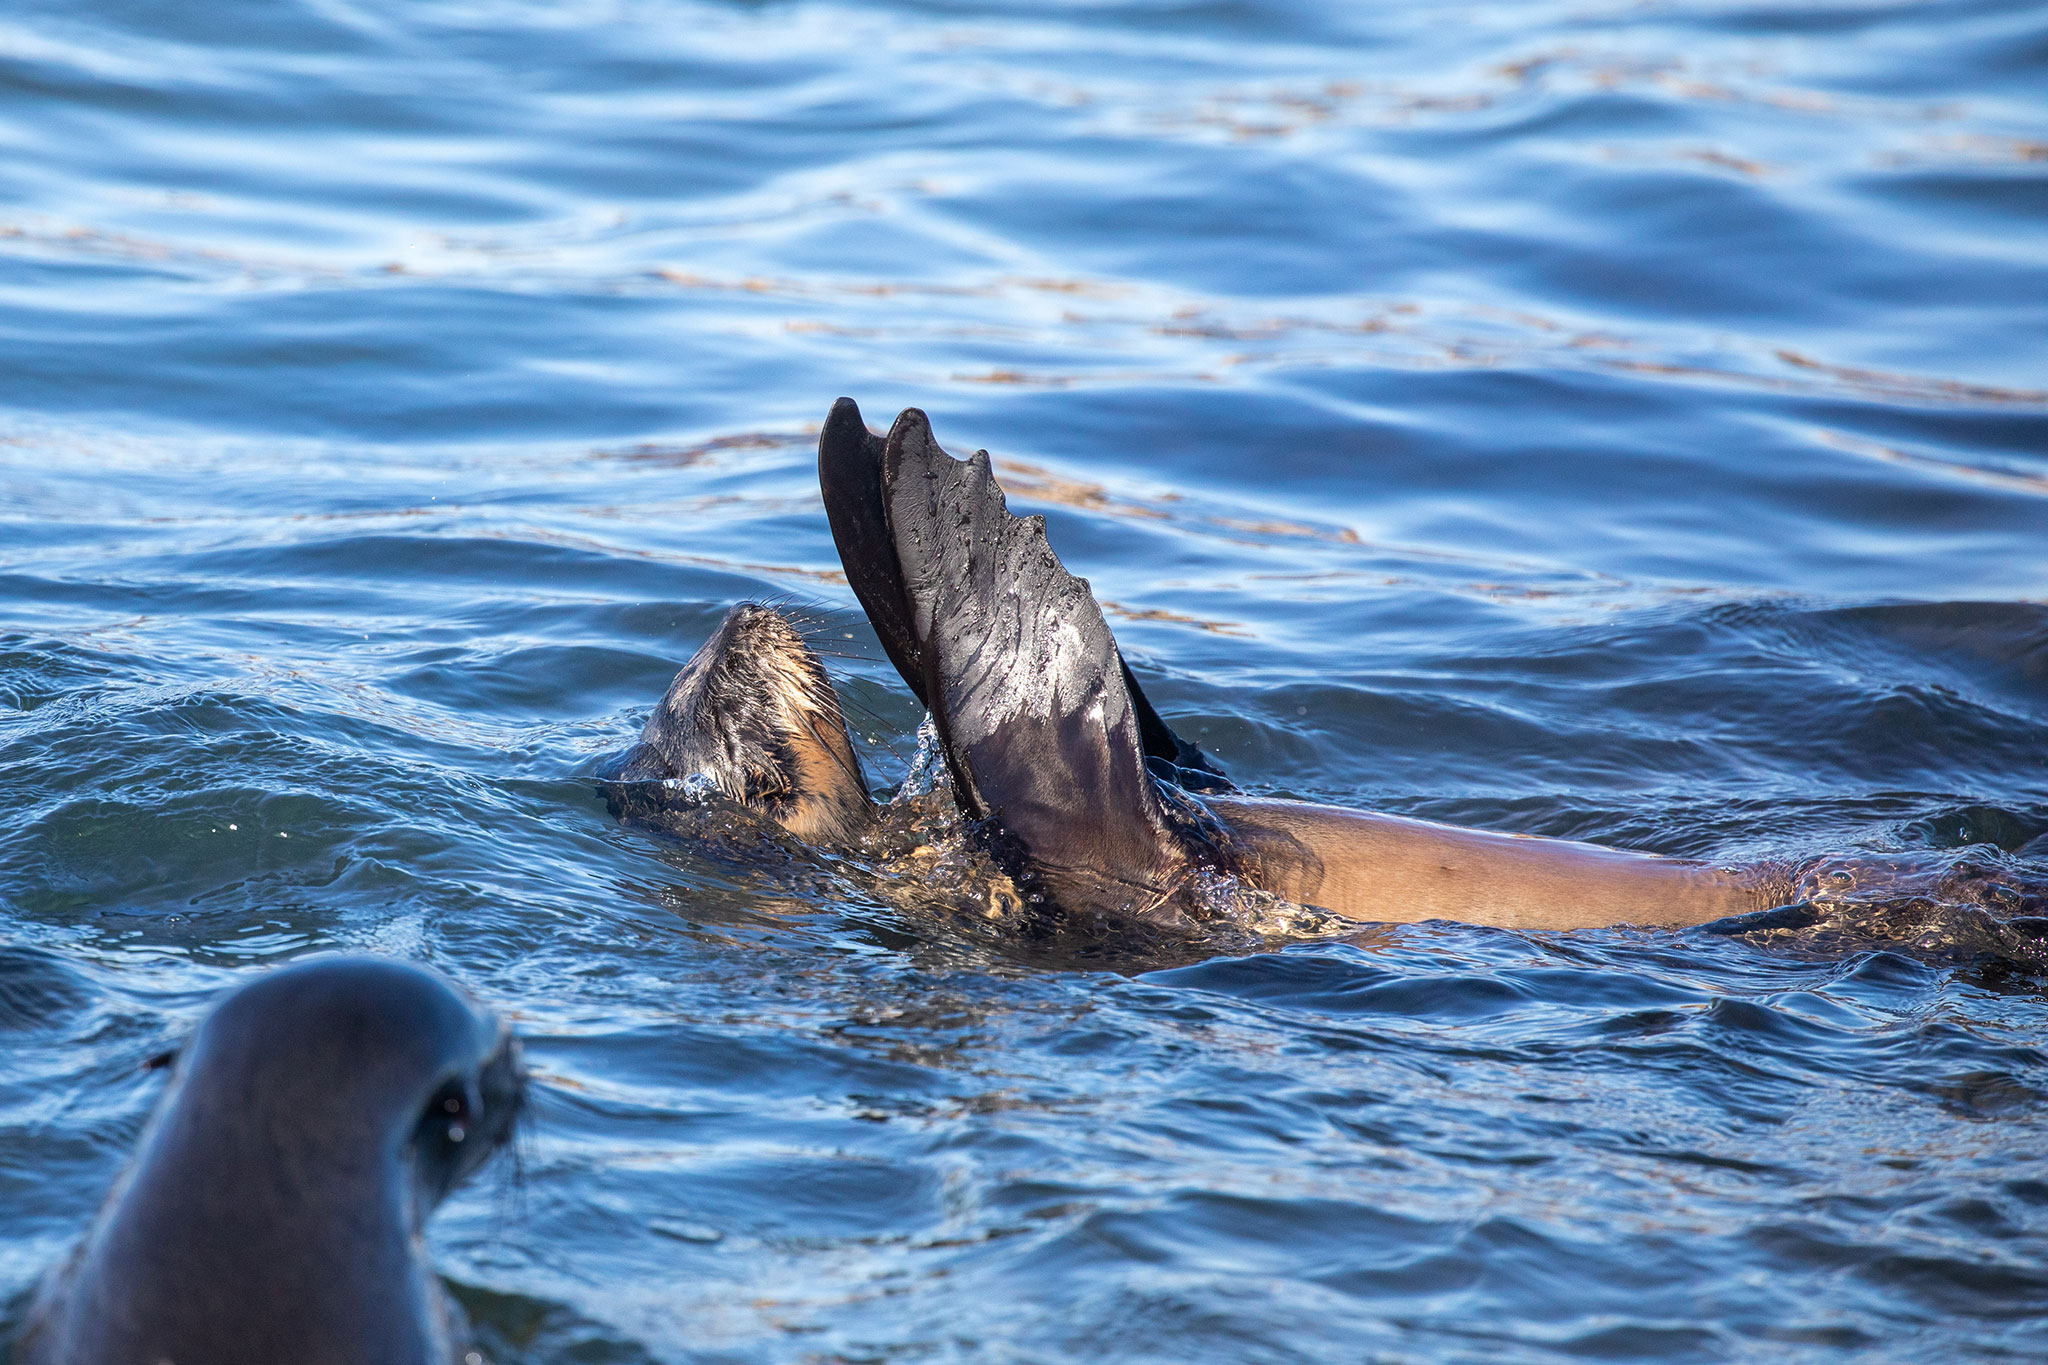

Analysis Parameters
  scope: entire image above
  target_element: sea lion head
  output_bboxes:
[617,602,876,843]
[180,956,524,1215]
[19,956,524,1365]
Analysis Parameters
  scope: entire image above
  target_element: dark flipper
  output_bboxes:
[880,408,1210,916]
[820,397,925,701]
[819,397,1231,791]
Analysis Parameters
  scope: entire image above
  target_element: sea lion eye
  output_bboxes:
[412,1075,490,1205]
[421,1079,474,1148]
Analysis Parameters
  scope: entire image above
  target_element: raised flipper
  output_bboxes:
[819,397,924,705]
[879,408,1218,917]
[819,397,1231,792]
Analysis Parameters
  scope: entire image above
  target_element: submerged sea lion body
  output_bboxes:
[18,957,523,1365]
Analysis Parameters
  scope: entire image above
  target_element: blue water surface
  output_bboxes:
[3,0,2048,1359]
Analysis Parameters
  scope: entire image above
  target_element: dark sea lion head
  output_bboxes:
[617,601,876,843]
[181,955,524,1212]
[18,955,523,1365]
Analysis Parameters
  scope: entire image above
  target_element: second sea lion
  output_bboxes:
[16,956,524,1365]
[611,400,2042,939]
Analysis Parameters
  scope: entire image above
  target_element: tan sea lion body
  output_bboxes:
[1205,796,1782,930]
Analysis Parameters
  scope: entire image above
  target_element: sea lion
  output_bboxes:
[826,400,1804,931]
[609,601,877,843]
[610,402,2032,937]
[16,956,524,1365]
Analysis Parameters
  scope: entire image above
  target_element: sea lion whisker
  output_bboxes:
[485,1099,535,1238]
[754,590,848,631]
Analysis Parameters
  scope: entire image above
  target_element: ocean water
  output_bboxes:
[3,0,2047,1359]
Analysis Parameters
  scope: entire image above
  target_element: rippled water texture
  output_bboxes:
[4,0,2048,1359]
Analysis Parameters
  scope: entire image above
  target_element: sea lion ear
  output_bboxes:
[818,398,927,704]
[880,410,1200,915]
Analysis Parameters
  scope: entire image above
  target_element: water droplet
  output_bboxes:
[899,713,948,797]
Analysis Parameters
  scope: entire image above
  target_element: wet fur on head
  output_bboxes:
[622,602,876,843]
